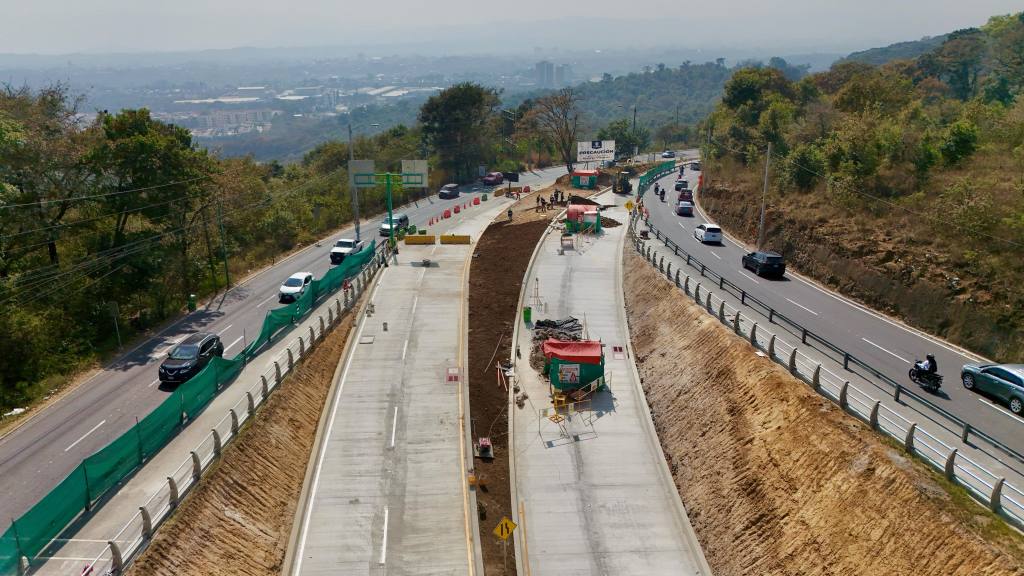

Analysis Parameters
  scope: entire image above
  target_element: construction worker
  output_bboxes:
[507,208,513,222]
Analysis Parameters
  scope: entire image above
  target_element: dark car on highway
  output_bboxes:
[482,172,503,185]
[158,332,224,385]
[742,251,786,278]
[439,183,460,199]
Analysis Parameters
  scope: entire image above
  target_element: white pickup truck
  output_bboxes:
[330,238,365,265]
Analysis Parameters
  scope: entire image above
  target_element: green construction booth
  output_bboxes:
[571,169,599,189]
[542,339,605,391]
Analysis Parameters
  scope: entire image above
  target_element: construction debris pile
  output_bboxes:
[529,317,582,370]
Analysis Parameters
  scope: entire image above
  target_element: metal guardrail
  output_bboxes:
[627,214,1024,527]
[638,216,1024,467]
[67,245,389,576]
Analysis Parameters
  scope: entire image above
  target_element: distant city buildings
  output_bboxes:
[535,60,573,88]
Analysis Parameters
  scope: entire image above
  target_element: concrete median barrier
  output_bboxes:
[440,234,471,245]
[405,235,436,245]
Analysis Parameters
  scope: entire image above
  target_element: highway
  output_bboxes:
[644,160,1024,462]
[0,166,565,525]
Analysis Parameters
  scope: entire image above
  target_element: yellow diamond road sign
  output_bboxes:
[493,517,517,540]
[625,200,635,212]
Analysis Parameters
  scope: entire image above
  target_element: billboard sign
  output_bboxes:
[577,140,615,163]
[502,172,520,183]
[401,159,428,188]
[351,160,376,188]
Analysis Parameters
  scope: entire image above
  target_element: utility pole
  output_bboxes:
[757,142,771,251]
[632,106,638,159]
[216,199,231,288]
[348,122,361,242]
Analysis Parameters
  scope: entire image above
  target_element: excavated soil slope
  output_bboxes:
[129,309,358,576]
[622,247,1024,576]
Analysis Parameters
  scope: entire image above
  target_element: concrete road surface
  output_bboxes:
[0,166,565,528]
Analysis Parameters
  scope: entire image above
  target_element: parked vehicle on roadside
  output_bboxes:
[439,183,460,199]
[279,272,314,303]
[158,332,224,385]
[379,213,410,237]
[742,251,786,278]
[961,363,1024,414]
[330,238,365,264]
[482,172,504,185]
[693,224,722,244]
[676,201,694,216]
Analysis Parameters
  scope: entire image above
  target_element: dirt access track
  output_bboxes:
[622,246,1024,576]
[129,304,360,575]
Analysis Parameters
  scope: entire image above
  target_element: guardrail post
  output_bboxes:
[319,316,326,336]
[733,311,741,334]
[287,347,294,370]
[812,364,821,390]
[894,384,902,403]
[869,401,880,429]
[274,361,282,385]
[675,270,681,288]
[741,290,746,305]
[212,429,222,458]
[700,263,706,277]
[229,408,239,435]
[719,302,726,322]
[328,307,334,326]
[108,540,124,574]
[673,246,678,256]
[750,323,758,347]
[140,505,153,539]
[705,292,712,312]
[666,262,672,278]
[904,423,917,453]
[658,256,664,273]
[247,390,256,416]
[788,348,797,373]
[843,352,850,370]
[336,299,342,316]
[168,476,179,509]
[768,309,774,323]
[298,336,305,357]
[719,277,724,289]
[801,328,808,344]
[190,451,202,483]
[839,381,849,409]
[944,448,957,480]
[683,276,690,294]
[990,478,1005,513]
[686,254,691,267]
[767,335,776,358]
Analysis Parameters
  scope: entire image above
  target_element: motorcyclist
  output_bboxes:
[914,354,939,381]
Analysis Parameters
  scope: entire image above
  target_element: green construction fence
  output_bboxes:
[546,356,606,391]
[0,240,378,575]
[637,161,676,198]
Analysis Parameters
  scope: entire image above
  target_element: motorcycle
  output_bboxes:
[659,189,666,202]
[909,360,943,393]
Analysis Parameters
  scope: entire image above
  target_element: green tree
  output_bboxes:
[418,83,500,181]
[940,119,980,165]
[526,88,581,173]
[596,119,650,159]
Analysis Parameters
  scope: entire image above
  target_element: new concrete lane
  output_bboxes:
[0,166,565,525]
[510,193,711,575]
[289,196,511,576]
[645,163,1024,460]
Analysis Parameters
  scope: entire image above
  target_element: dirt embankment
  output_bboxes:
[468,186,569,575]
[623,246,1024,576]
[699,162,1023,360]
[129,309,359,576]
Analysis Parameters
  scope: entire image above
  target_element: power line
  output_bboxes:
[1,193,196,241]
[0,176,211,210]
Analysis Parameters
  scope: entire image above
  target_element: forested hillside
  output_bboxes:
[842,35,949,66]
[701,12,1024,360]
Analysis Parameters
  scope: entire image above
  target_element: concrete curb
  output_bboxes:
[612,196,715,575]
[282,262,387,575]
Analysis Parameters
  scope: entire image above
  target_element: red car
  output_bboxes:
[482,172,504,185]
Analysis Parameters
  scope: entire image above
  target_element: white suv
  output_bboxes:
[693,224,722,244]
[279,272,314,303]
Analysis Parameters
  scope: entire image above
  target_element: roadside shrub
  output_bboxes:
[940,120,980,166]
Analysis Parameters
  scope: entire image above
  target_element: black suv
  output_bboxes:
[742,251,786,278]
[438,183,460,199]
[158,332,224,385]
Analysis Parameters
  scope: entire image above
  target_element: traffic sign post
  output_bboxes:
[493,516,517,573]
[353,162,428,250]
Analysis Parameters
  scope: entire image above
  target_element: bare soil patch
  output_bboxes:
[622,246,1024,576]
[129,308,359,576]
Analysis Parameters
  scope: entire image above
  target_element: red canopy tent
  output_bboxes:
[542,339,603,364]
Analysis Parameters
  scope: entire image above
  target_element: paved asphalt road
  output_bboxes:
[644,160,1024,459]
[0,166,566,524]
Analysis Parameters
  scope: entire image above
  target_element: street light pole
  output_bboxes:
[348,122,361,242]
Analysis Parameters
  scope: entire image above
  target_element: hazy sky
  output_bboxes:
[1,0,1020,55]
